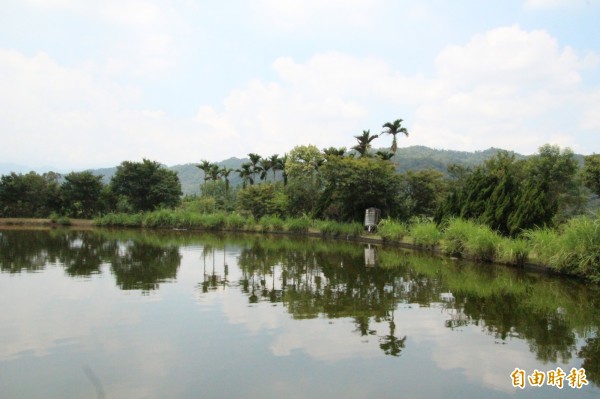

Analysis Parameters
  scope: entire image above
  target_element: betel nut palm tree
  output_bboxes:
[382,119,409,155]
[352,130,379,157]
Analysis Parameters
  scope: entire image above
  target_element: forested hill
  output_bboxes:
[167,147,531,196]
[1,146,584,196]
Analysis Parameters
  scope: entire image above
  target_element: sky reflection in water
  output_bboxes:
[0,229,599,399]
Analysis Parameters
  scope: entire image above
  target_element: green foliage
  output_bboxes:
[315,220,363,238]
[377,218,409,241]
[525,228,560,265]
[0,171,62,217]
[199,180,236,211]
[50,213,72,226]
[285,145,324,179]
[436,145,584,236]
[224,213,249,229]
[285,216,311,233]
[237,184,288,219]
[441,218,475,256]
[318,156,401,222]
[552,215,600,279]
[94,212,144,227]
[410,221,442,249]
[462,224,501,262]
[497,237,529,266]
[61,171,104,218]
[110,159,182,212]
[582,154,600,197]
[399,169,447,218]
[258,215,285,232]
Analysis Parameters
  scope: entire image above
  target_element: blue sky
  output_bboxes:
[1,0,599,170]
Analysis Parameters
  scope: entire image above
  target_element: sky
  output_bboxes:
[1,0,599,170]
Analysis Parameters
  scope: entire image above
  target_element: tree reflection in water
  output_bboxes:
[2,228,600,382]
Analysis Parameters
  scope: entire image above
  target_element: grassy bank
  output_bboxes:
[88,209,599,283]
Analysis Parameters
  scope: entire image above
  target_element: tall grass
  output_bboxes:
[462,224,501,262]
[497,237,529,266]
[285,217,311,233]
[410,221,442,249]
[552,216,600,280]
[377,218,409,241]
[258,215,285,232]
[315,220,364,238]
[441,218,474,256]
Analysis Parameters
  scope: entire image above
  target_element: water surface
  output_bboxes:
[0,228,599,398]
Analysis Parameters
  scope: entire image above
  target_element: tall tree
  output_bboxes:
[196,160,212,184]
[269,154,281,181]
[208,164,221,181]
[110,159,182,212]
[237,163,254,188]
[382,119,409,154]
[582,154,600,197]
[0,171,62,217]
[248,153,261,182]
[258,158,272,182]
[61,171,104,218]
[220,168,233,195]
[352,130,379,157]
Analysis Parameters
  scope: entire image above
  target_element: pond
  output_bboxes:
[0,228,599,399]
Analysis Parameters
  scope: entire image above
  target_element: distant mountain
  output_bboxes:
[1,146,586,196]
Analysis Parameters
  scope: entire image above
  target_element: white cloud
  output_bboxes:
[524,0,584,9]
[2,23,599,170]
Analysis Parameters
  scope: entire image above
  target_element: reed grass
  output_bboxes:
[377,218,409,241]
[410,221,442,249]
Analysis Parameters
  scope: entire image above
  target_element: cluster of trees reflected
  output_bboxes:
[1,229,599,384]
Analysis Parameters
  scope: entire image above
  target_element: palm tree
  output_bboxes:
[248,153,261,182]
[376,150,394,161]
[279,154,288,186]
[196,160,212,184]
[237,163,254,188]
[323,146,346,158]
[352,130,379,157]
[269,154,280,181]
[258,158,272,182]
[382,119,409,155]
[208,164,221,181]
[220,167,233,195]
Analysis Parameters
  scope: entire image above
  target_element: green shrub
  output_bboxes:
[410,221,442,249]
[498,237,529,266]
[94,212,144,227]
[463,224,501,262]
[525,228,559,265]
[259,215,285,232]
[378,218,409,241]
[441,218,475,256]
[553,215,600,279]
[285,217,311,233]
[316,220,363,238]
[225,213,248,230]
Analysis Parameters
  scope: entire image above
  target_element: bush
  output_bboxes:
[378,218,409,241]
[441,218,474,256]
[225,213,249,230]
[553,215,600,279]
[410,221,442,249]
[316,220,363,238]
[498,237,529,266]
[259,215,285,232]
[286,217,311,233]
[463,224,501,262]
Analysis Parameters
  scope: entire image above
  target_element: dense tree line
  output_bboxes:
[2,118,599,237]
[0,159,181,218]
